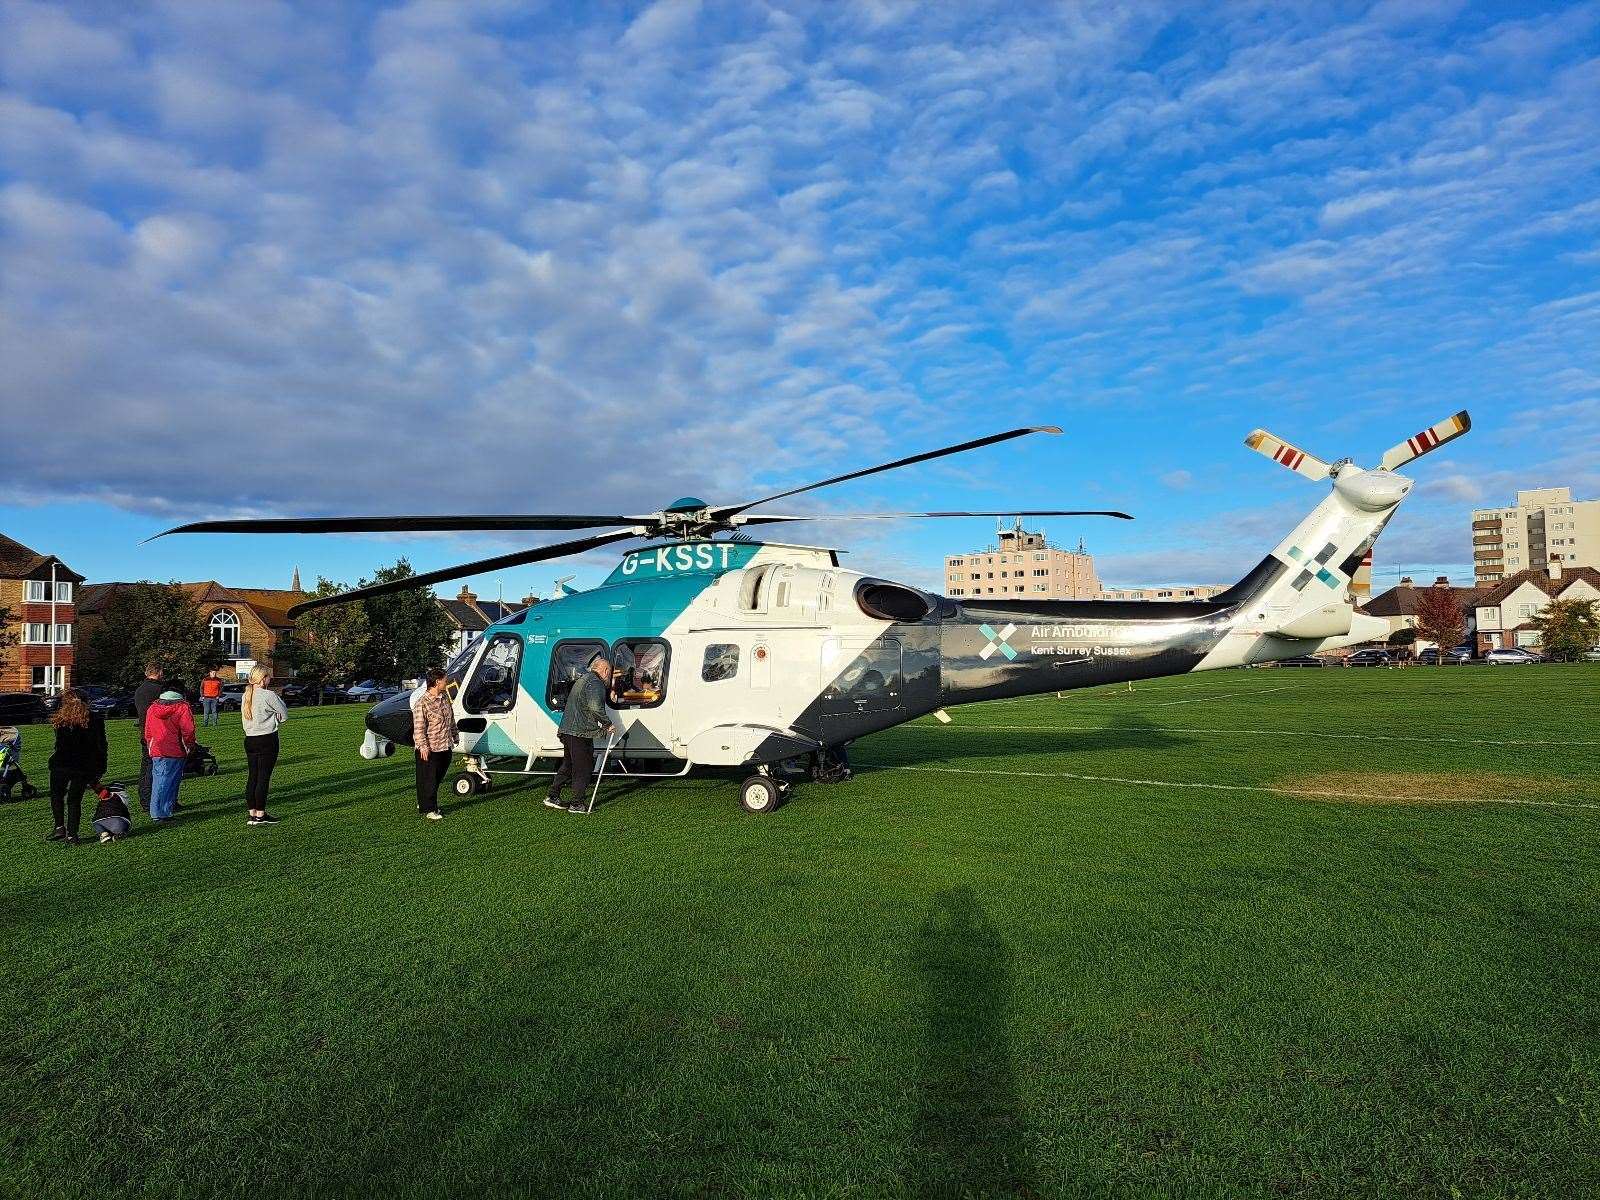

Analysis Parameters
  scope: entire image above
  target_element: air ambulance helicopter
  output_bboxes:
[154,413,1470,812]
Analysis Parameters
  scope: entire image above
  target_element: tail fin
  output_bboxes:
[1379,410,1471,471]
[1244,429,1331,481]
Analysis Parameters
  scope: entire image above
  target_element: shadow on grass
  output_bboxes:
[871,710,1194,767]
[910,887,1033,1198]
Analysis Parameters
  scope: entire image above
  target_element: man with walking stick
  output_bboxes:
[545,654,613,814]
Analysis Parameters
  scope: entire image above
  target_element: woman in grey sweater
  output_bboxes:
[241,666,288,826]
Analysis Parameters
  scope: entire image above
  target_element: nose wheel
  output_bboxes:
[738,772,788,813]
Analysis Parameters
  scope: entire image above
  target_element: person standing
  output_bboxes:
[132,664,165,814]
[241,666,287,827]
[45,690,107,846]
[545,655,613,814]
[144,689,195,823]
[410,667,456,821]
[200,669,223,728]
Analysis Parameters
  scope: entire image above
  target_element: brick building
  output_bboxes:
[1472,564,1600,653]
[438,585,538,658]
[0,533,85,695]
[78,579,310,681]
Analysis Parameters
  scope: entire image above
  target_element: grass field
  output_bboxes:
[4,665,1598,1198]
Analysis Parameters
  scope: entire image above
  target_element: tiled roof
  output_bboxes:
[439,599,488,631]
[1476,566,1600,606]
[0,533,85,582]
[1362,583,1479,618]
[77,581,308,628]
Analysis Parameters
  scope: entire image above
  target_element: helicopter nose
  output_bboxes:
[366,692,415,746]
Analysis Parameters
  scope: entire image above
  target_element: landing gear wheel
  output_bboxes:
[453,773,480,797]
[739,775,784,813]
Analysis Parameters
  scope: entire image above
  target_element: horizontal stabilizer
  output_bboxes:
[1380,410,1471,471]
[1243,429,1331,481]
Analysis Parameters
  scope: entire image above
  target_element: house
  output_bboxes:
[1361,575,1480,649]
[0,533,85,695]
[78,577,311,681]
[1472,563,1600,653]
[438,586,538,659]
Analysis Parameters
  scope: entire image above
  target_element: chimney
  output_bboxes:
[521,593,539,607]
[457,584,476,603]
[1433,575,1450,587]
[1399,576,1414,587]
[1549,559,1563,581]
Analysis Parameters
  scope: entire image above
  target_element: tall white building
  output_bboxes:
[944,520,1222,602]
[1471,487,1600,589]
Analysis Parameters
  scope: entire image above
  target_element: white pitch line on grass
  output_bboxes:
[1154,685,1298,706]
[870,765,1600,812]
[922,723,1600,748]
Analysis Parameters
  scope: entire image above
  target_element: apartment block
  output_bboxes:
[945,520,1102,599]
[1471,487,1600,589]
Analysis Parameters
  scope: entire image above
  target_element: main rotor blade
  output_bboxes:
[287,529,639,618]
[147,514,644,541]
[740,509,1133,524]
[710,426,1062,521]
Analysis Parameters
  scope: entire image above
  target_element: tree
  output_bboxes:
[77,582,228,690]
[353,559,452,683]
[282,578,371,700]
[1412,587,1465,664]
[1386,627,1418,648]
[1529,597,1600,662]
[0,603,14,676]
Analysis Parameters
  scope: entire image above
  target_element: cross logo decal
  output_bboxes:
[979,623,1019,661]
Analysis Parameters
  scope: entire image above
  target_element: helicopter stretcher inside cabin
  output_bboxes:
[154,413,1470,812]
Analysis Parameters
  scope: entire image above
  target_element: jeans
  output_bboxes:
[93,815,131,838]
[548,733,596,806]
[150,757,183,820]
[49,770,92,838]
[414,749,450,814]
[202,697,219,726]
[138,745,152,812]
[244,732,279,813]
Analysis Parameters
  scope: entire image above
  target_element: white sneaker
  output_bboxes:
[425,810,444,820]
[99,832,112,844]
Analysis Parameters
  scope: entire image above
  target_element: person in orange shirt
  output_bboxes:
[200,668,223,727]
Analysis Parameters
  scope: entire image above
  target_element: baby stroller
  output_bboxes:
[0,726,37,801]
[184,742,219,777]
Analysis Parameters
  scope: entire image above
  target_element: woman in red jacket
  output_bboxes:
[144,690,195,822]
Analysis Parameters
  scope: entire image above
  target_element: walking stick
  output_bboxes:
[587,728,622,814]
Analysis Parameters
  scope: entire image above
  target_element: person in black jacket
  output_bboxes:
[46,690,108,846]
[132,664,165,814]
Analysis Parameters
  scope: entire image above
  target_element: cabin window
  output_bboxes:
[610,639,669,709]
[464,633,523,714]
[702,643,740,682]
[546,640,607,711]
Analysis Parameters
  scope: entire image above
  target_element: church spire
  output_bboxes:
[292,565,301,592]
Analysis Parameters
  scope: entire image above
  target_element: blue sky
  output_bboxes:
[2,0,1597,599]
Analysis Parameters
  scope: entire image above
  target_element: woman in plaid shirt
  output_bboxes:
[411,667,457,820]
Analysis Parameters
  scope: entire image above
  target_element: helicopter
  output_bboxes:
[153,413,1470,812]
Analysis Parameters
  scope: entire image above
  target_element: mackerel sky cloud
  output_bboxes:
[1,1,1597,594]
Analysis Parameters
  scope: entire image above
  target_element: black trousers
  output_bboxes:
[50,770,92,837]
[244,732,280,812]
[414,750,450,814]
[138,744,152,812]
[548,734,595,805]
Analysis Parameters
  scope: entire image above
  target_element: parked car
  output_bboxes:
[73,684,138,718]
[1485,647,1541,665]
[217,682,248,711]
[1344,649,1392,667]
[282,681,349,706]
[1417,646,1473,665]
[0,692,50,725]
[1273,656,1325,668]
[346,680,403,703]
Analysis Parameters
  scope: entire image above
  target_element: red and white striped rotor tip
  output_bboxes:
[1243,429,1331,481]
[1379,410,1471,471]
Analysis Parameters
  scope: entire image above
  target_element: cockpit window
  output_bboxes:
[463,633,522,714]
[610,639,669,709]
